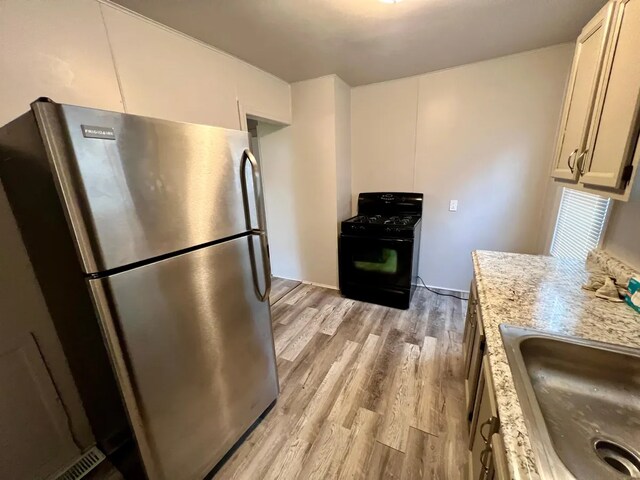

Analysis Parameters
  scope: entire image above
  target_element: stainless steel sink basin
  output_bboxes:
[500,325,640,479]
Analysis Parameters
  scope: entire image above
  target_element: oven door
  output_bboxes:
[339,234,414,291]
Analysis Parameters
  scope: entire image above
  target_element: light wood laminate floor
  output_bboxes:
[215,280,469,479]
[270,277,302,306]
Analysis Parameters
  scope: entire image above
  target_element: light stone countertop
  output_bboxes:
[471,250,640,480]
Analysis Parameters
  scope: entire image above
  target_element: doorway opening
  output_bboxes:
[245,116,301,292]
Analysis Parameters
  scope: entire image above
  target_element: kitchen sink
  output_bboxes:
[500,325,640,479]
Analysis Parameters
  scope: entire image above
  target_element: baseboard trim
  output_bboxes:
[272,275,339,291]
[276,278,466,295]
[413,283,470,296]
[271,274,302,283]
[302,280,339,290]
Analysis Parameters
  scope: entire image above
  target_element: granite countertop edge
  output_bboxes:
[471,249,640,480]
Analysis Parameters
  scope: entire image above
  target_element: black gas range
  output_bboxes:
[341,214,421,238]
[339,192,423,309]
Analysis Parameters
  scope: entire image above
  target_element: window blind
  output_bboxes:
[550,187,611,262]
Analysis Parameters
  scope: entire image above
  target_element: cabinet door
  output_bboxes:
[491,433,510,480]
[469,358,499,480]
[552,2,615,181]
[465,319,484,419]
[581,0,640,189]
[463,281,477,374]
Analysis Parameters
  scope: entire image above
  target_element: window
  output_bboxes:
[550,187,611,261]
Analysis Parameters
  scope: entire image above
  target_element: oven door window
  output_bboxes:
[340,235,414,288]
[353,247,398,274]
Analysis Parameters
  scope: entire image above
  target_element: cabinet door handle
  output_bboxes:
[576,150,588,175]
[479,444,493,480]
[567,148,578,173]
[480,417,494,442]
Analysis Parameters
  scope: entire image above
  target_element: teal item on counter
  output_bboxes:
[625,277,640,313]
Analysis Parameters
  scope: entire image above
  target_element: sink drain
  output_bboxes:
[594,440,640,478]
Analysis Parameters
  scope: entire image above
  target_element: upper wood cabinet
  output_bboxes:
[552,2,615,182]
[552,0,640,200]
[582,0,640,189]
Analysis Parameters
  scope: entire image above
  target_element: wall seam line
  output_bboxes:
[99,3,128,113]
[412,78,420,191]
[96,0,290,87]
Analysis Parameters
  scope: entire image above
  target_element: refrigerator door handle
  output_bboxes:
[246,234,271,302]
[242,149,268,234]
[242,148,272,301]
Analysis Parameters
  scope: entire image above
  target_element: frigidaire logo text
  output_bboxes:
[81,125,116,140]
[85,128,112,136]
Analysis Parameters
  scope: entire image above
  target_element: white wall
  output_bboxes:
[259,75,350,287]
[0,184,86,475]
[0,0,291,461]
[602,174,640,270]
[334,77,352,230]
[261,76,337,287]
[101,2,291,126]
[258,121,304,281]
[0,0,125,121]
[0,1,291,128]
[351,76,419,210]
[351,44,575,290]
[101,5,239,129]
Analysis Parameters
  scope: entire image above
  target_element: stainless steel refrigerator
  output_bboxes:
[0,99,279,480]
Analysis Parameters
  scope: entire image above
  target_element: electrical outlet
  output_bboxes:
[449,200,458,212]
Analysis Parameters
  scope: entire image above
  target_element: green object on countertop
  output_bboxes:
[625,277,640,314]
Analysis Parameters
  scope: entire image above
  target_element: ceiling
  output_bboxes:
[111,0,607,86]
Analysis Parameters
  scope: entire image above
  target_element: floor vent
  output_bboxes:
[56,447,105,480]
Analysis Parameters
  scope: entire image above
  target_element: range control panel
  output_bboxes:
[357,192,424,216]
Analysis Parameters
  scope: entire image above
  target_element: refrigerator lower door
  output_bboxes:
[88,234,277,480]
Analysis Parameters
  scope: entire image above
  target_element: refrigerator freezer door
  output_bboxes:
[88,235,277,480]
[34,102,257,273]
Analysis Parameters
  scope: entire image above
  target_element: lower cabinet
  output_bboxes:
[491,431,511,480]
[463,280,484,419]
[463,280,509,480]
[468,357,500,479]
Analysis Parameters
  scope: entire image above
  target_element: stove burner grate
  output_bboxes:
[348,215,417,226]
